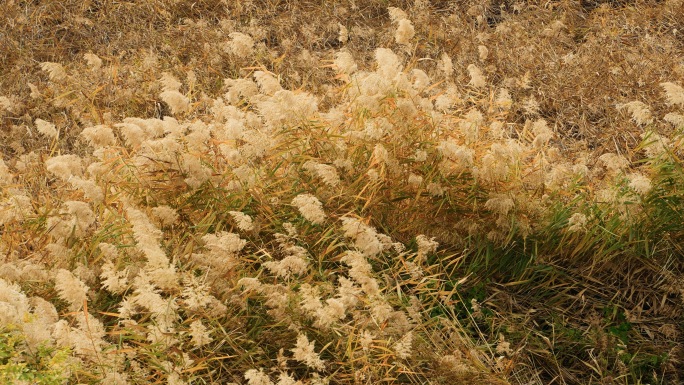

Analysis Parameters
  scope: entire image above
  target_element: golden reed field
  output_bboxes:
[0,1,682,384]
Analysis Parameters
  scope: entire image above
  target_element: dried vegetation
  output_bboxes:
[1,0,683,384]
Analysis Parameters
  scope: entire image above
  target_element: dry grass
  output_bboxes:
[1,1,682,384]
